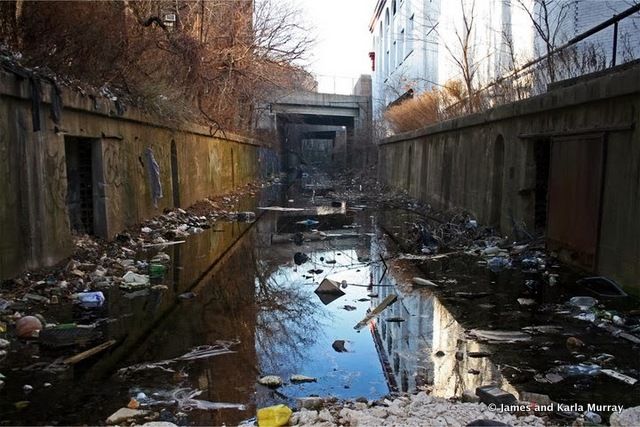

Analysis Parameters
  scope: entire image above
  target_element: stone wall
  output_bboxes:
[0,67,270,280]
[378,62,640,292]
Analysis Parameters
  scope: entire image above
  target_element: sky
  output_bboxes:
[296,0,378,93]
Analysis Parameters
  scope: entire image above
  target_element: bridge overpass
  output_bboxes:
[265,86,372,172]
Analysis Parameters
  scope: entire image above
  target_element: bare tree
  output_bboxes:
[1,0,314,134]
[515,0,575,83]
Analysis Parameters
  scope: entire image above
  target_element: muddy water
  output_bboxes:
[1,182,639,426]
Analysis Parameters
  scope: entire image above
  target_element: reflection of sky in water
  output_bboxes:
[255,248,389,402]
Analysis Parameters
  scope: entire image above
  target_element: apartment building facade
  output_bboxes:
[369,0,640,118]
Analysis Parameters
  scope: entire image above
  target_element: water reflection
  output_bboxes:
[369,238,518,399]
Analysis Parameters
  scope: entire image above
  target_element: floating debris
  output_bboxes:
[332,340,349,353]
[291,375,317,383]
[412,277,439,287]
[118,340,238,376]
[468,329,531,343]
[354,294,398,330]
[258,375,283,388]
[601,369,638,385]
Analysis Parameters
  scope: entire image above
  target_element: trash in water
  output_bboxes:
[76,291,105,308]
[412,277,438,287]
[178,292,197,300]
[0,298,12,311]
[521,257,544,272]
[517,298,536,306]
[332,340,350,353]
[296,219,319,226]
[290,374,317,383]
[342,305,356,311]
[118,340,238,376]
[475,385,517,406]
[258,206,305,212]
[294,252,309,265]
[487,257,511,272]
[354,294,398,330]
[122,271,150,285]
[554,364,601,378]
[583,411,602,424]
[468,329,532,343]
[257,404,292,427]
[157,388,246,411]
[600,369,637,385]
[578,276,628,298]
[568,296,597,311]
[63,339,116,365]
[150,252,171,264]
[455,292,491,299]
[566,337,586,352]
[315,279,345,296]
[258,375,283,388]
[16,316,43,339]
[468,351,492,358]
[522,325,563,334]
[24,293,50,304]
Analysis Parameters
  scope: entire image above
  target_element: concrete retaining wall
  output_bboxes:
[0,67,270,280]
[379,62,640,292]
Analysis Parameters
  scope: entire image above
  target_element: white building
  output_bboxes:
[369,0,640,118]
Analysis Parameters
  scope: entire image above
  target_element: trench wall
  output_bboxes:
[379,63,640,292]
[0,67,271,280]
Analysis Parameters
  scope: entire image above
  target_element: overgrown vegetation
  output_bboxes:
[0,0,314,134]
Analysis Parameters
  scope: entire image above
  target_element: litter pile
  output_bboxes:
[0,182,263,405]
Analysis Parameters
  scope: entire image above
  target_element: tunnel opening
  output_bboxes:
[534,139,551,234]
[65,136,100,235]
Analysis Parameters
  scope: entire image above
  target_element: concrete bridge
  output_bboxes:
[266,80,373,171]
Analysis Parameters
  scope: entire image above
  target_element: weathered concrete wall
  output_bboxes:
[0,67,268,280]
[379,63,640,292]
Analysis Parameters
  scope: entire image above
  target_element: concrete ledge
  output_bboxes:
[380,63,640,145]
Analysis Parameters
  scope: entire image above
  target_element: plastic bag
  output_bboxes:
[257,404,292,427]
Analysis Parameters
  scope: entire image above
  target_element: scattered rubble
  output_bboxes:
[278,392,546,426]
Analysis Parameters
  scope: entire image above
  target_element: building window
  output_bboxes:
[392,41,396,68]
[406,14,414,56]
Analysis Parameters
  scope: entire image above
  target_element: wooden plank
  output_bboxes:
[63,339,117,365]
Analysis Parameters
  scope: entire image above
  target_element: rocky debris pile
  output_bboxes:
[0,182,262,399]
[0,182,260,302]
[283,392,546,427]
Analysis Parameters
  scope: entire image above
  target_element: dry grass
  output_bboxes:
[384,80,475,134]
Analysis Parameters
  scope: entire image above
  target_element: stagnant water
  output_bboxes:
[0,180,639,426]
